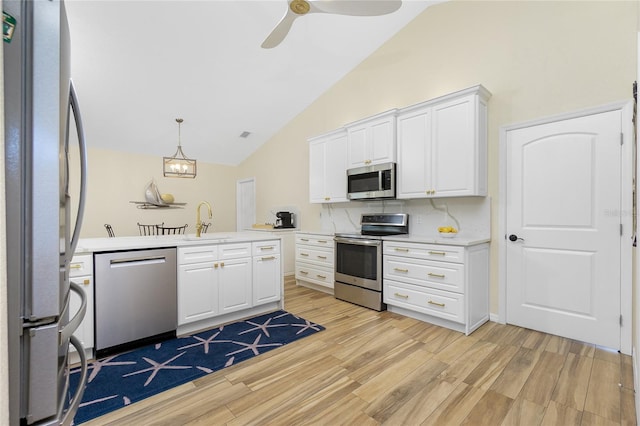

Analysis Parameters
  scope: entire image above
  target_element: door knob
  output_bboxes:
[508,234,524,242]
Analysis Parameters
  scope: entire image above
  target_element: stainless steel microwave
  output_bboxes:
[347,162,396,200]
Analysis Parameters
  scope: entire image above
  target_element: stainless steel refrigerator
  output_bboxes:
[4,0,89,424]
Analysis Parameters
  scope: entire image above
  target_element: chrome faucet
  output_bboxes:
[196,201,212,237]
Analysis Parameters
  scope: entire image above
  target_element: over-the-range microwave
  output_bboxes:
[347,162,396,200]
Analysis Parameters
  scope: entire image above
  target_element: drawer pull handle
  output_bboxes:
[70,264,82,270]
[394,248,409,252]
[428,251,446,256]
[428,300,445,307]
[261,256,276,261]
[300,270,309,275]
[394,268,409,273]
[316,274,327,279]
[260,246,275,250]
[301,238,309,242]
[317,255,327,259]
[394,292,409,299]
[318,240,328,244]
[428,273,445,278]
[300,253,309,256]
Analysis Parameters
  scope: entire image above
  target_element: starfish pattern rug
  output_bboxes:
[68,310,324,424]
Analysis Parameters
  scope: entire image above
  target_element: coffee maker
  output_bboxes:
[274,211,295,229]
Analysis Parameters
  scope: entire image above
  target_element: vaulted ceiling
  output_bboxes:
[65,1,438,165]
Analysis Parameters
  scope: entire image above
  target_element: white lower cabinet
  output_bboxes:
[383,240,489,335]
[178,240,282,328]
[253,240,282,305]
[295,233,334,292]
[178,245,220,325]
[69,254,94,361]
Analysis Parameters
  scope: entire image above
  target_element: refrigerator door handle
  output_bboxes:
[59,281,86,344]
[60,335,88,426]
[68,79,87,258]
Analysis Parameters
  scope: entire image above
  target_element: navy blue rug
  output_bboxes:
[68,310,324,424]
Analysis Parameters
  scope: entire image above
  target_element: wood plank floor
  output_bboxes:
[85,278,637,425]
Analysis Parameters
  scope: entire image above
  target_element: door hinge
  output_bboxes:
[620,314,623,326]
[620,133,624,145]
[621,224,623,236]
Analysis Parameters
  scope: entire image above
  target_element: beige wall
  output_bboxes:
[237,0,639,315]
[74,147,239,238]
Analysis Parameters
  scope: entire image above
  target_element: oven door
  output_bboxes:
[334,237,382,291]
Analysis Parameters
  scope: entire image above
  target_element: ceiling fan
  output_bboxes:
[261,0,402,49]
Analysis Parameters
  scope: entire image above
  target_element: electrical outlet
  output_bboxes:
[416,214,424,224]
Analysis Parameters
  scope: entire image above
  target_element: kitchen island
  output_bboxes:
[71,232,284,361]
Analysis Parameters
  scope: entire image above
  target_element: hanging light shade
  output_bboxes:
[163,118,197,178]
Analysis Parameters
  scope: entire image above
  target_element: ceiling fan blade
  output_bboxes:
[261,8,299,49]
[311,0,402,16]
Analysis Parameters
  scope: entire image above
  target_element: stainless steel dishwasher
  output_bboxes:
[94,247,177,356]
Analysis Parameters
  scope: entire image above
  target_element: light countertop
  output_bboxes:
[295,230,489,247]
[75,232,283,254]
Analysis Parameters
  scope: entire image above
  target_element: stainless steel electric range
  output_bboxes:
[334,213,409,311]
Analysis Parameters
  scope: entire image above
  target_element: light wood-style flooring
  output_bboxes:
[86,277,636,425]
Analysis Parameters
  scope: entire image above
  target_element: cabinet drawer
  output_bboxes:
[70,255,93,277]
[384,280,464,324]
[219,243,252,260]
[296,234,333,248]
[383,241,464,263]
[179,245,218,265]
[384,256,464,293]
[252,240,281,256]
[296,246,333,267]
[296,263,333,288]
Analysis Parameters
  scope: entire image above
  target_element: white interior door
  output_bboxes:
[505,109,622,349]
[236,178,255,232]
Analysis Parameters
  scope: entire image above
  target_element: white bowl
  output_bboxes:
[439,232,457,238]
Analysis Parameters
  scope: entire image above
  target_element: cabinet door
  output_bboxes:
[178,262,218,325]
[347,126,368,168]
[309,131,348,203]
[69,275,94,352]
[253,254,281,305]
[431,95,478,197]
[397,106,431,199]
[347,113,396,168]
[219,257,252,314]
[324,132,348,202]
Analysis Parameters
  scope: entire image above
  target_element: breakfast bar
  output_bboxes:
[70,232,284,361]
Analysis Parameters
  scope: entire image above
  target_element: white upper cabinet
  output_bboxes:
[309,129,348,203]
[397,85,490,199]
[346,110,397,169]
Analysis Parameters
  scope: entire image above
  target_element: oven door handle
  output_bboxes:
[335,237,382,246]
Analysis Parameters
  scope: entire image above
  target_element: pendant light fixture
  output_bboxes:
[163,118,197,178]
